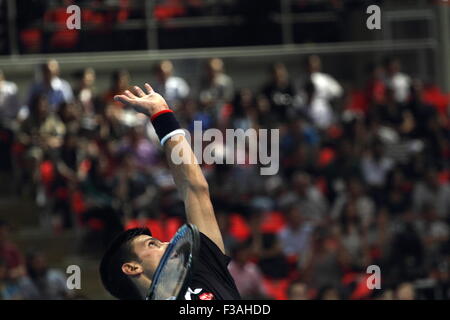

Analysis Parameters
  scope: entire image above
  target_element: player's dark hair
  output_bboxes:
[99,228,152,300]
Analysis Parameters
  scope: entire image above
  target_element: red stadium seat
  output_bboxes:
[165,217,183,239]
[228,213,251,241]
[349,274,373,300]
[145,219,166,241]
[126,217,183,242]
[20,29,43,52]
[44,8,79,50]
[423,85,450,116]
[125,219,140,230]
[260,211,285,234]
[262,277,289,300]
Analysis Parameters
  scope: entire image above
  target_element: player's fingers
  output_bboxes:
[113,95,133,105]
[144,83,154,95]
[134,86,146,98]
[124,90,136,99]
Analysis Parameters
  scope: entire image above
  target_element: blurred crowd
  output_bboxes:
[0,220,75,299]
[0,53,449,300]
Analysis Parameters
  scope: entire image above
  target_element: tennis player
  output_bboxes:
[99,83,241,300]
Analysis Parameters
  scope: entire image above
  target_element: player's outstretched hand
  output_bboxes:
[114,83,169,117]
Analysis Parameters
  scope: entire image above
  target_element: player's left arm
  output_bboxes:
[114,84,225,254]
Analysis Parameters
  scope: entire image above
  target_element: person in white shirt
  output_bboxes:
[199,58,234,121]
[302,80,336,130]
[361,139,394,188]
[227,241,268,299]
[383,57,411,104]
[153,60,190,112]
[277,204,315,268]
[304,55,343,102]
[0,70,20,124]
[26,59,74,112]
[297,55,343,130]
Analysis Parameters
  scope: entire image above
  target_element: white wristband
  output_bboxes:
[160,129,186,146]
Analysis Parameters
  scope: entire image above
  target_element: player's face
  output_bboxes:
[132,235,169,277]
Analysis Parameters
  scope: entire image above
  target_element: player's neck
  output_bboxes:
[131,275,152,299]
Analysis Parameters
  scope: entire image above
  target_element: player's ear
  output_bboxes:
[122,262,143,276]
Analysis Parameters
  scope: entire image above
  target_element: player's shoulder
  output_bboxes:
[198,232,230,261]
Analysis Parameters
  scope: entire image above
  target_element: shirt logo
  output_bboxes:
[199,292,214,300]
[184,287,202,300]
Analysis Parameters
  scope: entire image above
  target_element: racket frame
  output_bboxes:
[145,223,200,300]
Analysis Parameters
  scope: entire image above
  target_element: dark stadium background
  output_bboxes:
[0,0,449,300]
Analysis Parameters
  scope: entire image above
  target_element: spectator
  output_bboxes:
[261,63,297,124]
[27,59,74,112]
[103,69,131,106]
[286,280,310,300]
[383,57,411,104]
[279,117,319,178]
[0,258,27,300]
[249,212,290,280]
[298,55,343,109]
[337,200,369,269]
[302,228,345,291]
[277,204,315,268]
[374,87,414,135]
[228,241,269,299]
[299,79,336,130]
[0,221,26,280]
[385,213,426,285]
[0,70,20,171]
[384,168,412,217]
[366,208,396,267]
[395,282,416,300]
[96,102,128,141]
[296,55,343,131]
[153,60,190,112]
[58,101,82,135]
[331,177,375,228]
[279,171,328,222]
[316,286,342,300]
[416,203,449,258]
[361,139,394,204]
[21,251,71,300]
[199,58,234,121]
[118,126,159,171]
[0,70,20,124]
[73,67,97,116]
[376,289,395,300]
[17,94,66,162]
[231,88,259,131]
[322,139,362,203]
[364,63,387,110]
[113,152,154,218]
[412,167,450,219]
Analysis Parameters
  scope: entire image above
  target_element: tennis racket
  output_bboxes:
[146,223,200,300]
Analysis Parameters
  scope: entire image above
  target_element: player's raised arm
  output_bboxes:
[114,84,225,254]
